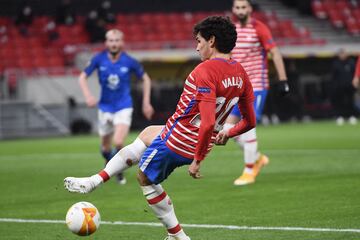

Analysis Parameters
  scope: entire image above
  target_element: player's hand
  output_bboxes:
[85,95,97,108]
[188,160,202,179]
[215,130,229,145]
[277,80,290,97]
[142,103,154,120]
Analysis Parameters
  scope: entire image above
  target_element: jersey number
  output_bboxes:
[190,97,239,131]
[214,97,239,131]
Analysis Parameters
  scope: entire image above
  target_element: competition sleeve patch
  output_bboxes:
[197,87,211,93]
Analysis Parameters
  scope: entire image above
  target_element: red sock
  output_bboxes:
[98,170,110,182]
[245,163,254,169]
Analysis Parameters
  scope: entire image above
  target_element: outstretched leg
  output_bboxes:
[64,125,163,194]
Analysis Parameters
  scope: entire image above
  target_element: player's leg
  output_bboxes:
[224,105,257,184]
[112,123,130,184]
[98,110,116,164]
[64,125,164,194]
[112,108,133,184]
[137,137,191,240]
[231,90,269,186]
[100,134,113,162]
[103,125,163,179]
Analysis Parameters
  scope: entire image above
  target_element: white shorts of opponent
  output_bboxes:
[98,108,133,136]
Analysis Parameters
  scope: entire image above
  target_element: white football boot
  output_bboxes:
[64,177,97,194]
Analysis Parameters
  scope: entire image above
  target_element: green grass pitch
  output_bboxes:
[0,121,359,240]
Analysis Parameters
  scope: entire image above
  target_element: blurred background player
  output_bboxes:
[65,16,256,240]
[223,0,289,186]
[79,29,154,184]
[330,49,357,125]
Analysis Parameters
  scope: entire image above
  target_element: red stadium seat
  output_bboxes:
[33,16,51,27]
[312,0,327,19]
[152,13,168,24]
[48,56,65,67]
[17,58,34,69]
[30,47,46,58]
[328,10,344,28]
[27,38,43,48]
[345,18,360,35]
[139,13,153,24]
[352,9,360,20]
[322,0,336,12]
[336,0,350,10]
[0,17,11,26]
[33,56,50,68]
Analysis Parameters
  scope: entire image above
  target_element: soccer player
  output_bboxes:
[331,49,357,125]
[79,29,154,184]
[65,16,256,240]
[223,0,290,186]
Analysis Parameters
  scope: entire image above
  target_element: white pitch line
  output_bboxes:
[0,218,359,233]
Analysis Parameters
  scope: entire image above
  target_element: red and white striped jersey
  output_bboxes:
[231,19,276,91]
[160,58,254,159]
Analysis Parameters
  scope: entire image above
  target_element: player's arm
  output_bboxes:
[270,47,287,82]
[189,100,216,179]
[352,56,360,89]
[257,21,289,96]
[215,100,256,145]
[79,72,97,107]
[80,56,99,107]
[141,72,154,120]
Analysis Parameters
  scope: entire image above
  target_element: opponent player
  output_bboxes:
[79,29,154,184]
[65,16,256,240]
[224,0,290,186]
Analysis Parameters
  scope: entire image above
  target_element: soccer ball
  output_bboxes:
[65,201,101,236]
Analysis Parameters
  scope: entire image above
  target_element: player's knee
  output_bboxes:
[139,125,163,146]
[101,135,112,150]
[137,170,152,186]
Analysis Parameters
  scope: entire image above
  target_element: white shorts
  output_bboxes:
[98,108,133,136]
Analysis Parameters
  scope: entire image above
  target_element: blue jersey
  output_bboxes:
[84,50,145,113]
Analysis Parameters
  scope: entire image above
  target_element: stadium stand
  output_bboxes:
[0,8,326,72]
[311,0,360,35]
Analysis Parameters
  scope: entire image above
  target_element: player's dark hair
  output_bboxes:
[193,16,237,54]
[233,0,253,6]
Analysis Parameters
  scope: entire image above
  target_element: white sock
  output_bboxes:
[242,128,259,173]
[104,138,146,177]
[141,184,187,238]
[91,138,147,184]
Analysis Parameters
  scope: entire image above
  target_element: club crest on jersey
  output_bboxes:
[222,76,243,89]
[107,74,120,90]
[197,87,211,93]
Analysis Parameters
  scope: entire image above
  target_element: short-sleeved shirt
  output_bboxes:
[232,19,276,91]
[160,58,254,159]
[84,50,145,113]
